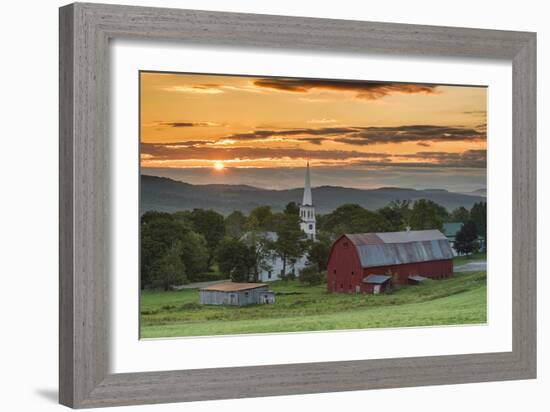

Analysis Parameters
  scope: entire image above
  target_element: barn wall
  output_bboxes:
[327,236,364,293]
[363,260,453,284]
[327,235,454,294]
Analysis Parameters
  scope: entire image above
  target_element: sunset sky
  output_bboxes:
[140,72,487,192]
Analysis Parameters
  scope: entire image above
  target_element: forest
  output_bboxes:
[140,199,487,290]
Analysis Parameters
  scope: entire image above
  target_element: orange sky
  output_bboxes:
[140,71,486,173]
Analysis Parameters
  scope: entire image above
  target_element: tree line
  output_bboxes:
[141,199,487,290]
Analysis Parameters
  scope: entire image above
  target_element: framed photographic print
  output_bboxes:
[59,2,536,408]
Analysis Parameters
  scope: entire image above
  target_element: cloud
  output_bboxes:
[161,83,264,95]
[300,138,325,145]
[253,78,439,100]
[160,121,221,128]
[161,84,224,94]
[463,110,487,116]
[227,127,353,141]
[219,124,485,146]
[141,143,389,162]
[391,149,487,168]
[307,118,337,124]
[333,125,485,145]
[141,142,486,168]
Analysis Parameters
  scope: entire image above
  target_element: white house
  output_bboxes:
[255,232,309,282]
[256,163,316,282]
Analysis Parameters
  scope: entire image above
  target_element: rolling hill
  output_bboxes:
[140,175,485,215]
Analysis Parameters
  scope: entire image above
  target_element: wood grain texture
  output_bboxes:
[59,2,537,408]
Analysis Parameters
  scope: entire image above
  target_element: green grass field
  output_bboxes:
[140,267,487,338]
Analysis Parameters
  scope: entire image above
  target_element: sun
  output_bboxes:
[213,162,225,171]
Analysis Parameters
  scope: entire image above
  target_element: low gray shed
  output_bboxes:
[362,274,392,294]
[199,282,275,306]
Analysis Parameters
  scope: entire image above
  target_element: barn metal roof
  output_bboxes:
[347,229,447,246]
[345,230,453,268]
[201,282,268,292]
[363,274,392,284]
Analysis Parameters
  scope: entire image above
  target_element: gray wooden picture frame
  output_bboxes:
[59,2,536,409]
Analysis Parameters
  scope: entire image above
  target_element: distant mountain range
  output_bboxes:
[141,175,486,215]
[462,188,487,197]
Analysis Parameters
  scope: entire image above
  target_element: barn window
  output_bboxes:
[333,269,336,274]
[268,271,272,279]
[343,241,349,249]
[245,292,249,297]
[309,224,313,230]
[351,271,355,276]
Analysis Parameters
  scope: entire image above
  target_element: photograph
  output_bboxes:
[139,71,488,339]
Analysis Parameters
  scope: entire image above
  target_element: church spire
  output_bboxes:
[302,161,313,206]
[299,161,316,241]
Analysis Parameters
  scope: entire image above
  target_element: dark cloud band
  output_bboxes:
[222,124,485,146]
[141,142,486,169]
[253,78,439,100]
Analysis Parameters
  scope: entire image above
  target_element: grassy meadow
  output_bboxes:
[140,264,487,338]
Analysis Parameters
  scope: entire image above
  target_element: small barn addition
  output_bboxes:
[327,229,454,294]
[199,282,275,306]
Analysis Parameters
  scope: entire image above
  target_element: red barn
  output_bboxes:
[327,230,454,294]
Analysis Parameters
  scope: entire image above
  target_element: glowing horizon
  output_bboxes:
[140,72,486,188]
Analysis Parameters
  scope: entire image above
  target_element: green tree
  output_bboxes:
[470,201,487,241]
[299,264,325,286]
[449,206,470,223]
[216,237,255,282]
[377,200,412,231]
[248,205,274,231]
[409,199,444,231]
[455,220,480,255]
[307,237,331,271]
[431,201,450,221]
[377,206,404,231]
[272,212,307,279]
[224,210,247,239]
[172,210,195,230]
[322,204,391,237]
[140,213,187,289]
[284,201,300,216]
[179,231,209,281]
[150,241,187,290]
[187,209,225,266]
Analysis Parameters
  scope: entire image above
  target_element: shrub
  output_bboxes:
[299,264,325,286]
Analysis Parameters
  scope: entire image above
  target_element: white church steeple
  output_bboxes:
[299,162,316,240]
[302,161,313,206]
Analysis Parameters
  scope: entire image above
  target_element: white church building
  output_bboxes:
[256,162,316,282]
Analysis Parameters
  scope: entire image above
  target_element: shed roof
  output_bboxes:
[343,229,453,268]
[363,274,392,284]
[201,282,268,292]
[408,275,429,282]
